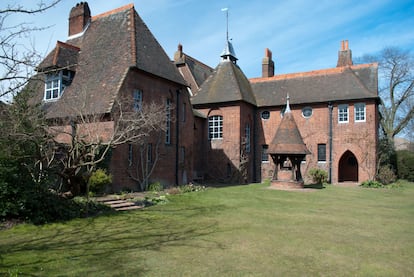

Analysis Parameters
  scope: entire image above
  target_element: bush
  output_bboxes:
[308,168,328,184]
[179,183,206,193]
[148,182,163,192]
[376,165,397,185]
[360,180,384,188]
[396,150,414,181]
[88,169,112,194]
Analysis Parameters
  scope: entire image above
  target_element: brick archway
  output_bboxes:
[338,150,358,182]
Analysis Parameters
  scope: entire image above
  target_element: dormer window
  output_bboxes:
[44,69,74,101]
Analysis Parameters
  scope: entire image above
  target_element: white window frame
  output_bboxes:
[133,89,142,112]
[338,104,349,123]
[302,106,313,118]
[354,103,366,122]
[44,73,62,101]
[208,115,223,140]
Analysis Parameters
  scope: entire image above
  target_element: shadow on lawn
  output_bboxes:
[0,204,230,274]
[303,183,326,189]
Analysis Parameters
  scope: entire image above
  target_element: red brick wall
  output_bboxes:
[109,68,194,191]
[194,102,256,183]
[256,100,378,184]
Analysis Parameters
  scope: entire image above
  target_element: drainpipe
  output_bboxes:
[252,106,257,182]
[175,89,180,186]
[328,102,333,183]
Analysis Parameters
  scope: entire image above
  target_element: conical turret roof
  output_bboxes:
[268,98,309,155]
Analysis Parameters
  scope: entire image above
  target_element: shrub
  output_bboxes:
[396,150,414,181]
[360,180,384,188]
[148,182,163,192]
[376,165,397,185]
[88,169,112,194]
[308,168,328,184]
[179,183,206,193]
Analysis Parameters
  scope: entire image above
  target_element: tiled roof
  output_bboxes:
[33,4,185,119]
[268,111,310,155]
[37,41,80,71]
[191,60,256,106]
[251,64,378,107]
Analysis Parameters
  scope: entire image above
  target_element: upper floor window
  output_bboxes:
[302,106,313,118]
[338,104,349,123]
[165,98,171,144]
[208,115,223,139]
[261,111,270,120]
[133,89,142,112]
[44,70,74,101]
[245,123,251,153]
[354,103,366,122]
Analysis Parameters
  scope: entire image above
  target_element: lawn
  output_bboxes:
[1,182,413,276]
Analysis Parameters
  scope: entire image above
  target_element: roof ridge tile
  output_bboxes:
[92,3,134,21]
[250,63,378,83]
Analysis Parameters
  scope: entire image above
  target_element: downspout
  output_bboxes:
[252,106,257,182]
[175,89,180,186]
[328,102,333,183]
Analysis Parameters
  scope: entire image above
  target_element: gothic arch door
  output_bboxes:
[338,151,358,182]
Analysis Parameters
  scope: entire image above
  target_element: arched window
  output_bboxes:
[208,115,223,139]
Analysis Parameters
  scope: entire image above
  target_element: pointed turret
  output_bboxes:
[221,40,238,63]
[268,96,309,155]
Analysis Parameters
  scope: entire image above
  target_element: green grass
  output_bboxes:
[1,182,414,276]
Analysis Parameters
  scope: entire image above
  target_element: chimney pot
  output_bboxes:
[68,2,91,37]
[337,40,353,67]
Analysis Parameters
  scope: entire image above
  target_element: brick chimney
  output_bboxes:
[262,48,274,77]
[68,2,91,37]
[174,43,185,64]
[336,40,353,67]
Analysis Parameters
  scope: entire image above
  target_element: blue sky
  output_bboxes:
[6,0,414,78]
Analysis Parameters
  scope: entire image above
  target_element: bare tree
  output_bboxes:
[0,1,60,98]
[51,95,169,195]
[360,47,414,143]
[127,134,163,191]
[0,88,56,185]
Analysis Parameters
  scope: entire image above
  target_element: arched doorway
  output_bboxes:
[338,150,358,182]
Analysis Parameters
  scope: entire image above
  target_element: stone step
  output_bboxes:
[104,200,129,205]
[116,205,144,211]
[109,201,136,208]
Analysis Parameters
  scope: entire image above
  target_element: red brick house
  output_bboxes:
[30,2,378,189]
[185,40,379,184]
[30,3,195,191]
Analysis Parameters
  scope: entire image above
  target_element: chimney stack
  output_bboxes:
[337,40,353,67]
[174,43,185,64]
[69,2,91,37]
[262,48,274,77]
